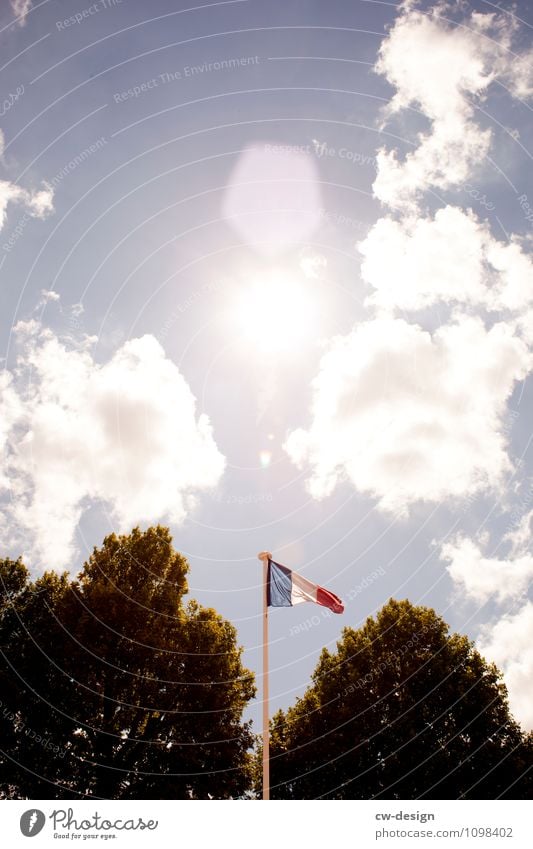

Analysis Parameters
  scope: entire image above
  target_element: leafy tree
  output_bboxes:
[0,527,255,799]
[268,599,532,799]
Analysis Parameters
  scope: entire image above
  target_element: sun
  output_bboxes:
[232,269,318,356]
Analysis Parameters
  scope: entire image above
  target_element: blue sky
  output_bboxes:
[1,0,532,733]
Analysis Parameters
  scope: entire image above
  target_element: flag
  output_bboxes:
[267,558,344,614]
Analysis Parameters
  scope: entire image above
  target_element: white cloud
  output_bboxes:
[359,205,533,313]
[0,180,54,229]
[290,4,533,521]
[478,602,533,730]
[442,511,533,728]
[27,183,54,218]
[40,290,59,302]
[504,510,533,557]
[0,326,225,568]
[503,49,533,100]
[10,0,32,27]
[35,289,60,310]
[0,182,24,228]
[441,535,533,604]
[373,5,532,210]
[285,316,531,513]
[0,372,22,492]
[516,308,533,346]
[374,10,490,208]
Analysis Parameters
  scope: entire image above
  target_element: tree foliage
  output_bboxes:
[0,527,255,799]
[268,599,532,799]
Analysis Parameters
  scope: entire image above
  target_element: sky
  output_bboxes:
[0,0,532,735]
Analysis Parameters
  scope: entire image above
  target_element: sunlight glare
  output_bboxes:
[233,271,318,355]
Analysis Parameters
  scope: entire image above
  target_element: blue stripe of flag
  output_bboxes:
[267,560,292,607]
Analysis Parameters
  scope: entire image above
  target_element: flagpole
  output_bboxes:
[258,551,271,800]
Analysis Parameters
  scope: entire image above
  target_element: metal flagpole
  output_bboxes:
[258,551,271,800]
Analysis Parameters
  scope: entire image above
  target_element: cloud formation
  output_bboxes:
[478,602,533,730]
[10,0,32,27]
[0,324,225,568]
[441,529,533,605]
[0,372,21,492]
[373,4,532,210]
[285,316,530,513]
[287,2,533,518]
[441,510,533,728]
[0,130,54,225]
[0,181,54,229]
[359,205,533,313]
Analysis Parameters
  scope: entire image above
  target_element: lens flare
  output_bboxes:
[259,450,272,468]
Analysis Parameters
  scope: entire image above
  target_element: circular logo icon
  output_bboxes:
[20,810,46,837]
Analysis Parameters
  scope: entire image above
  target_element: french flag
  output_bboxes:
[267,559,344,614]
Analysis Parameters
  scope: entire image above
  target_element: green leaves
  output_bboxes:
[0,527,254,799]
[269,599,532,800]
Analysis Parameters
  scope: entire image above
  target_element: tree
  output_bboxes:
[268,599,532,799]
[0,527,255,799]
